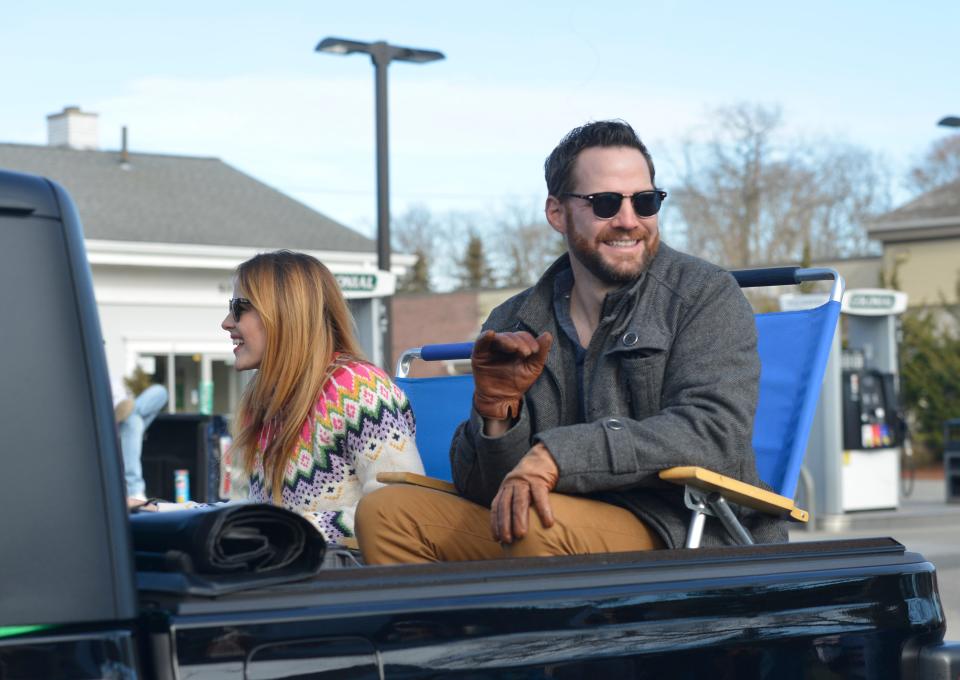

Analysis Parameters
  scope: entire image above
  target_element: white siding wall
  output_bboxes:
[93,264,235,380]
[89,260,388,414]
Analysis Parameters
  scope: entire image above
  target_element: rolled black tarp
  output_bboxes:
[130,503,326,595]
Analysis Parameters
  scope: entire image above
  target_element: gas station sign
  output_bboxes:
[335,273,378,293]
[842,288,909,316]
[331,270,394,299]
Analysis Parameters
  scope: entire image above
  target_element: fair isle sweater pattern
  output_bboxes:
[248,360,423,543]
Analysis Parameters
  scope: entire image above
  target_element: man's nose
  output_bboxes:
[611,196,643,227]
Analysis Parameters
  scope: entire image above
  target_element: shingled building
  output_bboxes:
[868,178,960,309]
[0,106,412,416]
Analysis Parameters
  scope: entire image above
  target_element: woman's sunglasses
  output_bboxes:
[229,297,252,322]
[563,190,667,219]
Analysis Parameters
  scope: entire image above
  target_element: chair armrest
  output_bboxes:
[377,471,458,495]
[658,466,809,522]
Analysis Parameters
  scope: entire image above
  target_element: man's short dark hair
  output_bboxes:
[544,120,656,197]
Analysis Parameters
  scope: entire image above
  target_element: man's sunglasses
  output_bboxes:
[229,297,252,322]
[563,190,667,219]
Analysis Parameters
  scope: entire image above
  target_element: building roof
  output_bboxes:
[0,143,375,252]
[868,178,960,242]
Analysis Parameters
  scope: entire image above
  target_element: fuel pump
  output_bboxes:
[837,289,908,511]
[782,287,909,527]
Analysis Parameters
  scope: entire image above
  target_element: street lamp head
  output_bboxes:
[316,37,374,56]
[316,37,445,65]
[391,46,445,64]
[938,116,960,128]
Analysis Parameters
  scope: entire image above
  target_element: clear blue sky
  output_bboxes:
[2,0,957,236]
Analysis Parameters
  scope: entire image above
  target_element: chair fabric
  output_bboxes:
[397,299,841,500]
[395,374,474,481]
[753,301,841,498]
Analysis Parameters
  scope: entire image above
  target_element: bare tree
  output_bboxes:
[907,133,960,195]
[392,204,437,292]
[490,200,565,287]
[804,143,890,258]
[674,103,781,267]
[674,103,889,268]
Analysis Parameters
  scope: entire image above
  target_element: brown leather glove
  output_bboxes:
[491,443,559,543]
[471,330,553,420]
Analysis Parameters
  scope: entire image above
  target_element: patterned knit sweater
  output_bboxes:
[247,359,423,543]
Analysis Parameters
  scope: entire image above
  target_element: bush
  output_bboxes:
[900,308,960,461]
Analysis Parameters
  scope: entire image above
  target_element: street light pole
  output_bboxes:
[372,46,391,280]
[316,37,444,370]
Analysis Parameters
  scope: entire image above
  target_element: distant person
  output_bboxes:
[208,250,424,544]
[113,376,168,502]
[357,119,785,564]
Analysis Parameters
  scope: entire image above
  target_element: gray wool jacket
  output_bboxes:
[450,244,788,549]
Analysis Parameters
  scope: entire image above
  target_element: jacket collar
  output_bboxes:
[513,253,572,333]
[515,246,675,354]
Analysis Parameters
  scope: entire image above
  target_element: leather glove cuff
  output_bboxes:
[473,392,521,421]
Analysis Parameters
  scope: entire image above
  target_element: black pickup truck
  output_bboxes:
[1,168,958,679]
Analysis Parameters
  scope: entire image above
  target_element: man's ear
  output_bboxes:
[545,196,567,235]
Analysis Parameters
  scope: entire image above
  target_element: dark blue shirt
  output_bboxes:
[552,267,587,421]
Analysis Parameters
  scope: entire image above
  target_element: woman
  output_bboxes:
[221,250,423,543]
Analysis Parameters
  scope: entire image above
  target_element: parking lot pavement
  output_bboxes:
[789,478,960,637]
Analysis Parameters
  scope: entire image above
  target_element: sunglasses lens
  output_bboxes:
[631,192,662,217]
[229,299,246,322]
[591,193,623,219]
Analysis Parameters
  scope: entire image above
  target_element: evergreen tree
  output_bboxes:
[899,305,960,462]
[397,248,431,293]
[392,205,437,292]
[885,259,960,463]
[456,233,497,290]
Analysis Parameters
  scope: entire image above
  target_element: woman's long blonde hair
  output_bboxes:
[232,250,365,503]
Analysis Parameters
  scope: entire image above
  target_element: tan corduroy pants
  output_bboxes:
[355,484,663,565]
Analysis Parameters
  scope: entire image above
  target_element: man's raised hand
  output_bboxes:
[471,330,553,420]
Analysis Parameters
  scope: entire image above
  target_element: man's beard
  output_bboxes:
[565,218,660,286]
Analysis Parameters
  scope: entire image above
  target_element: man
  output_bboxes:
[357,120,786,563]
[113,374,169,502]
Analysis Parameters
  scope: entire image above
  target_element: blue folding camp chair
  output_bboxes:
[391,266,844,547]
[394,346,476,481]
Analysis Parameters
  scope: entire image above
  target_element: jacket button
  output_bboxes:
[622,332,639,346]
[606,418,624,431]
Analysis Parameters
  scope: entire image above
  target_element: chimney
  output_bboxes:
[46,106,99,150]
[120,126,130,165]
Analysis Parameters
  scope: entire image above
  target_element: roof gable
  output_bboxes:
[0,143,375,252]
[869,178,960,241]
